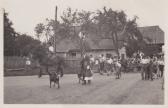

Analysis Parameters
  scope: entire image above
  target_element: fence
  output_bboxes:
[4,56,81,76]
[64,58,80,68]
[63,58,81,74]
[4,56,38,69]
[4,56,26,69]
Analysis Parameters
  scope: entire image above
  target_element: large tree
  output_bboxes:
[60,8,95,56]
[34,7,145,58]
[94,7,144,57]
[4,11,17,56]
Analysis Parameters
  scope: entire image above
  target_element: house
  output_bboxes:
[138,25,164,56]
[55,39,78,58]
[56,37,126,59]
[55,25,127,59]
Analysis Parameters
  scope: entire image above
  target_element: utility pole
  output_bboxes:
[54,6,58,54]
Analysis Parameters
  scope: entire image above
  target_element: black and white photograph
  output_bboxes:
[1,0,167,105]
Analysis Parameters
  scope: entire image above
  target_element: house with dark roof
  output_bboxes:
[138,25,164,56]
[68,39,118,58]
[56,36,126,59]
[54,25,129,59]
[54,25,164,58]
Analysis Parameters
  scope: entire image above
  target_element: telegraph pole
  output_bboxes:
[54,6,58,54]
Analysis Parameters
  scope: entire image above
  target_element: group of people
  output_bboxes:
[79,54,123,85]
[139,55,164,81]
[26,49,164,88]
[79,52,164,85]
[97,54,122,78]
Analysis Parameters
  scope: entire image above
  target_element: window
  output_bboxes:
[71,52,76,57]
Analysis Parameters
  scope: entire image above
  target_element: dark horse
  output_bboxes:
[48,71,60,88]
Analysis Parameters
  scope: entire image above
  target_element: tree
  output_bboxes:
[77,10,95,33]
[94,7,127,56]
[124,17,146,57]
[61,8,96,57]
[4,11,17,56]
[34,23,45,40]
[60,7,78,40]
[34,19,57,42]
[15,34,32,56]
[94,7,144,57]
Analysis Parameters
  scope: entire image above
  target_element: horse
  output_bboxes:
[48,71,60,88]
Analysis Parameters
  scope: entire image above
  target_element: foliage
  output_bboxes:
[34,7,146,57]
[94,7,144,56]
[34,23,45,40]
[14,34,48,63]
[4,11,17,56]
[5,6,147,60]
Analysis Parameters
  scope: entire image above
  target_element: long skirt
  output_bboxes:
[85,69,93,81]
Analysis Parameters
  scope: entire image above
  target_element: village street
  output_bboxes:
[4,73,164,104]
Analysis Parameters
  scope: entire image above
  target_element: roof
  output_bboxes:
[56,38,116,53]
[55,25,125,53]
[138,25,164,44]
[56,38,77,52]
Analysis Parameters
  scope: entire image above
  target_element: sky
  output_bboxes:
[3,0,167,37]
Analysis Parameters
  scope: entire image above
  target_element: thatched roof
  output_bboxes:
[138,25,164,44]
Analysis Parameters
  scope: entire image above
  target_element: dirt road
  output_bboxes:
[4,73,164,104]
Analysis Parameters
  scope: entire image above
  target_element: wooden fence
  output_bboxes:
[4,56,81,75]
[64,58,80,68]
[4,56,26,69]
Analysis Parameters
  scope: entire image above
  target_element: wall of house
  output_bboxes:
[67,50,118,58]
[56,52,67,58]
[66,47,127,59]
[86,50,117,58]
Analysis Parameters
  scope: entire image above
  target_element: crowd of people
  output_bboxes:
[78,51,164,85]
[79,54,123,85]
[26,49,164,88]
[139,54,164,81]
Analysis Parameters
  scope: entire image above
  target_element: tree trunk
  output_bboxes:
[111,32,119,57]
[114,32,120,57]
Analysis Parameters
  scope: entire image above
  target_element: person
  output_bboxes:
[90,54,95,70]
[114,58,121,79]
[25,57,31,73]
[81,54,92,85]
[140,56,150,80]
[94,57,100,73]
[120,58,127,73]
[37,60,42,78]
[80,55,86,84]
[57,60,64,77]
[106,57,113,76]
[158,55,164,78]
[152,56,159,79]
[99,54,105,75]
[85,64,93,84]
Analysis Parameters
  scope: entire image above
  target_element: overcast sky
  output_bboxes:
[3,0,167,36]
